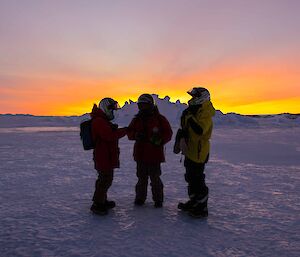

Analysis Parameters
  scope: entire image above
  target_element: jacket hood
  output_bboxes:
[90,104,107,119]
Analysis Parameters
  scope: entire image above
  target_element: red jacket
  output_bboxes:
[127,109,173,164]
[91,104,127,171]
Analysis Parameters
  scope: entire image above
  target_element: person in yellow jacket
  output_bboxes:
[174,87,215,218]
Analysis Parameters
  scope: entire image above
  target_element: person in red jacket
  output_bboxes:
[127,94,173,207]
[90,98,127,215]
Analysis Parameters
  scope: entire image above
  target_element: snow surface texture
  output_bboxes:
[0,126,299,257]
[1,94,299,128]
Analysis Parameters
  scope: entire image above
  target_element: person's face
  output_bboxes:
[138,102,152,112]
[108,101,120,111]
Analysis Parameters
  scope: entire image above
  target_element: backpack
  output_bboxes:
[80,119,95,150]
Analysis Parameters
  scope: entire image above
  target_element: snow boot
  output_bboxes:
[188,195,208,218]
[105,200,116,209]
[134,199,145,206]
[189,206,208,218]
[177,200,195,211]
[90,203,108,215]
[154,201,163,208]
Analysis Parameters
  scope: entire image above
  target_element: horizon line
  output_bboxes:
[1,112,299,117]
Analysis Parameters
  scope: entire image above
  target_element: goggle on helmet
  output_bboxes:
[99,98,120,111]
[187,87,209,97]
[187,87,211,106]
[99,98,120,120]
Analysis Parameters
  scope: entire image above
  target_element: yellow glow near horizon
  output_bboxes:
[1,59,299,116]
[216,97,300,115]
[50,94,300,116]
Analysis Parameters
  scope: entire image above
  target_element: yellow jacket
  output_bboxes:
[181,101,215,163]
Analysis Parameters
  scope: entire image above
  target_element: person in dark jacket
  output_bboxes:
[90,98,127,215]
[127,94,173,207]
[175,87,215,218]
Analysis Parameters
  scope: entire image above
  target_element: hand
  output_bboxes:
[111,123,118,130]
[179,138,188,155]
[174,129,187,153]
[150,133,162,146]
[188,105,200,115]
[177,128,188,139]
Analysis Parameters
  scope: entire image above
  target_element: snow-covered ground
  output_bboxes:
[0,126,299,257]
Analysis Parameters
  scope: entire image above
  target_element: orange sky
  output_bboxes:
[0,0,300,116]
[2,54,299,116]
[2,70,299,116]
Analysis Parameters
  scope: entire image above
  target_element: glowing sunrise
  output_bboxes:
[0,0,299,115]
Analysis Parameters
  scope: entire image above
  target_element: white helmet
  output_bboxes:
[187,87,210,106]
[99,98,120,120]
[137,94,155,106]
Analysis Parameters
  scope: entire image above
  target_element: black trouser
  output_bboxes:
[135,162,164,203]
[93,170,114,204]
[184,158,208,207]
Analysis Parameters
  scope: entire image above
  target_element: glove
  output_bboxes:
[188,105,200,115]
[173,129,182,154]
[179,138,188,155]
[150,133,162,146]
[111,123,118,130]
